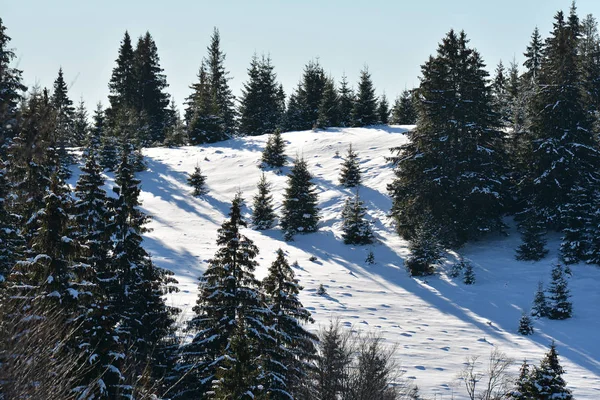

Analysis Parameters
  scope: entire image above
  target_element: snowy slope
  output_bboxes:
[131,126,599,399]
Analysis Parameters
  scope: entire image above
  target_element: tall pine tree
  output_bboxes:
[352,67,378,127]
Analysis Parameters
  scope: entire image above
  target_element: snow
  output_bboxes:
[73,125,600,398]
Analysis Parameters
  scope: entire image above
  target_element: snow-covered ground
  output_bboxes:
[111,126,598,398]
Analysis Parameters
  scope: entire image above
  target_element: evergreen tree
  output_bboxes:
[186,61,224,144]
[317,77,340,128]
[51,68,75,179]
[107,31,137,125]
[377,93,390,124]
[560,184,593,264]
[314,321,353,400]
[239,54,284,136]
[72,99,89,147]
[463,263,475,284]
[405,221,442,277]
[547,264,572,320]
[579,14,600,120]
[261,129,287,168]
[530,343,573,400]
[388,30,506,247]
[178,193,272,398]
[187,164,208,197]
[352,67,378,126]
[390,89,417,125]
[341,191,373,245]
[523,27,543,84]
[518,312,534,335]
[531,281,549,318]
[281,157,320,241]
[0,160,24,283]
[0,17,27,150]
[163,101,188,147]
[337,74,355,127]
[251,173,276,230]
[508,360,535,399]
[492,60,511,126]
[339,144,361,188]
[516,212,548,261]
[288,60,327,130]
[261,249,318,398]
[285,90,305,132]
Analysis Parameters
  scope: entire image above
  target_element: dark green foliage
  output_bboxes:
[491,60,511,127]
[314,321,353,400]
[261,129,287,168]
[108,32,137,120]
[163,101,188,147]
[0,17,27,149]
[352,67,378,126]
[239,54,284,136]
[281,157,319,241]
[531,281,549,318]
[0,161,24,283]
[518,312,534,335]
[530,343,573,399]
[178,193,271,399]
[516,212,548,261]
[317,284,327,296]
[365,250,375,265]
[72,99,89,147]
[286,60,326,130]
[507,360,535,399]
[251,173,276,230]
[547,264,572,320]
[377,94,390,124]
[560,184,594,264]
[51,68,75,179]
[337,74,355,127]
[462,263,475,285]
[317,77,340,128]
[187,164,207,197]
[405,222,442,277]
[186,61,224,144]
[341,191,373,245]
[390,89,416,125]
[339,144,361,187]
[522,27,543,84]
[388,30,506,248]
[261,249,317,398]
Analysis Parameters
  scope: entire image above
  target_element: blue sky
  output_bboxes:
[3,0,600,111]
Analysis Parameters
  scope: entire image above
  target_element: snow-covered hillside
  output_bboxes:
[128,126,598,398]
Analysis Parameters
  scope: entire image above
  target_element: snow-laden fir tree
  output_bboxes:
[187,164,208,197]
[341,191,373,245]
[262,129,287,168]
[337,74,355,127]
[518,312,534,335]
[405,220,442,277]
[339,144,361,188]
[317,76,340,129]
[261,248,318,399]
[531,281,549,318]
[251,173,276,230]
[516,210,549,261]
[522,26,543,84]
[507,360,535,399]
[560,184,594,264]
[547,264,572,320]
[529,343,573,400]
[50,67,75,178]
[177,193,272,399]
[352,67,378,127]
[377,93,390,124]
[281,157,319,241]
[390,89,416,125]
[463,263,475,285]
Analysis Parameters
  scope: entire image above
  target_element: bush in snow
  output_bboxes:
[187,164,208,196]
[365,250,375,265]
[317,284,327,296]
[518,312,534,335]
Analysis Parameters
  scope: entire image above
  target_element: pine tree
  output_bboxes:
[261,129,287,168]
[261,249,318,398]
[341,191,373,245]
[530,343,573,400]
[316,76,340,129]
[239,54,284,136]
[516,212,549,261]
[377,93,390,124]
[560,184,594,264]
[178,193,272,398]
[163,101,188,147]
[252,173,276,230]
[107,31,137,125]
[579,14,600,119]
[405,221,442,277]
[492,60,511,127]
[339,144,361,188]
[281,157,320,241]
[352,67,378,126]
[51,68,75,179]
[547,264,572,320]
[518,312,534,335]
[508,360,535,399]
[388,30,506,247]
[285,90,305,132]
[186,61,224,144]
[463,263,475,285]
[288,60,327,130]
[531,281,549,318]
[206,28,237,135]
[0,17,27,150]
[187,164,208,197]
[338,74,355,127]
[390,89,417,125]
[523,27,543,84]
[72,99,89,147]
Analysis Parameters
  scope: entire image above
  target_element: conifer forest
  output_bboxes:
[2,2,600,399]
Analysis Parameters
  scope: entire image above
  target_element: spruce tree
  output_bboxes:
[281,157,320,241]
[206,28,236,135]
[261,129,287,168]
[317,77,340,128]
[531,281,549,318]
[352,67,378,127]
[314,321,353,400]
[492,60,511,127]
[72,99,89,147]
[239,54,284,136]
[390,89,417,125]
[289,60,326,130]
[187,164,208,197]
[377,93,390,124]
[337,74,355,127]
[163,101,188,147]
[508,360,535,399]
[530,343,573,400]
[0,160,24,283]
[107,31,137,125]
[547,264,572,320]
[186,61,224,144]
[405,221,442,277]
[341,191,373,245]
[560,184,593,264]
[463,263,475,285]
[51,68,75,179]
[518,312,534,335]
[252,173,276,230]
[339,144,361,187]
[261,248,318,398]
[523,26,543,84]
[178,193,272,398]
[516,212,548,261]
[388,30,506,247]
[285,90,305,132]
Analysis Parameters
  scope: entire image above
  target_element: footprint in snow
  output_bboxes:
[435,367,445,371]
[401,333,413,337]
[440,346,450,351]
[415,366,426,371]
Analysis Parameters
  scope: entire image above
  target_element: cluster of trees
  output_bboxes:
[388,4,600,274]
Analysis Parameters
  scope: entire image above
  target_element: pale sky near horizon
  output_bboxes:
[3,0,600,113]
